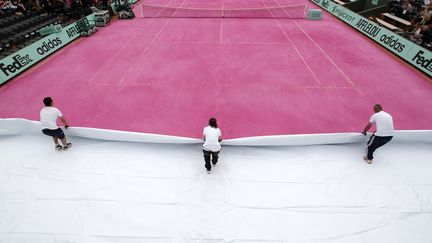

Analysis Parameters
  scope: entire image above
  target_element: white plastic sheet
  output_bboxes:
[1,119,432,242]
[1,118,432,145]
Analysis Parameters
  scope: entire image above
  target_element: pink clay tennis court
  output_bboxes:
[0,0,431,138]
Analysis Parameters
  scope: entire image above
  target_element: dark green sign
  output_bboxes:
[313,0,432,76]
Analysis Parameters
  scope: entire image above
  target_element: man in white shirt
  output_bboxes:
[203,118,222,174]
[362,104,394,164]
[40,97,72,150]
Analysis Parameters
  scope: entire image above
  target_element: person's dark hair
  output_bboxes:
[373,104,382,112]
[209,117,218,128]
[43,97,53,106]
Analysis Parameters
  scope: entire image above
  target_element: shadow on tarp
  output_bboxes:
[0,118,431,146]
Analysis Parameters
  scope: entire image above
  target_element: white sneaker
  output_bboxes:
[212,163,217,167]
[206,170,211,174]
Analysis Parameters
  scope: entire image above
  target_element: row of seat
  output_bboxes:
[0,4,95,59]
[0,11,42,29]
[1,14,55,39]
[0,13,61,59]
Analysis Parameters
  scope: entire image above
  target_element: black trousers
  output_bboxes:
[367,135,393,160]
[203,150,220,171]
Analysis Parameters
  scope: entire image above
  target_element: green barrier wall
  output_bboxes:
[0,14,95,85]
[311,0,432,77]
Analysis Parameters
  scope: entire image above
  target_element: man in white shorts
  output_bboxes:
[40,97,72,150]
[203,118,222,174]
[362,104,394,164]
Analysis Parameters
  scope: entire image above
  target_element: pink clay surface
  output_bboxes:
[0,0,431,138]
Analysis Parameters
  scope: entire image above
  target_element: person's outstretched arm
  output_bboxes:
[59,116,69,129]
[362,122,372,135]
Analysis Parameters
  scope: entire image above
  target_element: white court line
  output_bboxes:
[88,0,179,85]
[294,22,356,87]
[260,0,321,86]
[87,36,136,85]
[220,1,224,43]
[273,0,356,87]
[118,0,189,86]
[302,86,357,89]
[157,41,292,44]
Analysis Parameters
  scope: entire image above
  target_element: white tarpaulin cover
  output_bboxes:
[1,119,431,243]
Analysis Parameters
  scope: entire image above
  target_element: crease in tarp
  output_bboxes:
[1,118,431,145]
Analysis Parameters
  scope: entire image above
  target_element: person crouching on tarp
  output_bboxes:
[362,104,394,164]
[203,118,222,174]
[40,97,72,151]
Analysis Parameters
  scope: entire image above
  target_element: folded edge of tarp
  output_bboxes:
[1,118,431,146]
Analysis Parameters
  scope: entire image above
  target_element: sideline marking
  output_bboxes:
[88,10,166,85]
[294,21,356,87]
[87,0,180,85]
[118,0,188,86]
[220,1,224,43]
[302,86,356,89]
[88,36,136,85]
[308,0,431,84]
[273,0,355,88]
[260,0,321,86]
[157,41,292,44]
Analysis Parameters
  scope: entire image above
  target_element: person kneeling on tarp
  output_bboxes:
[203,118,222,174]
[362,104,394,164]
[40,97,72,151]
